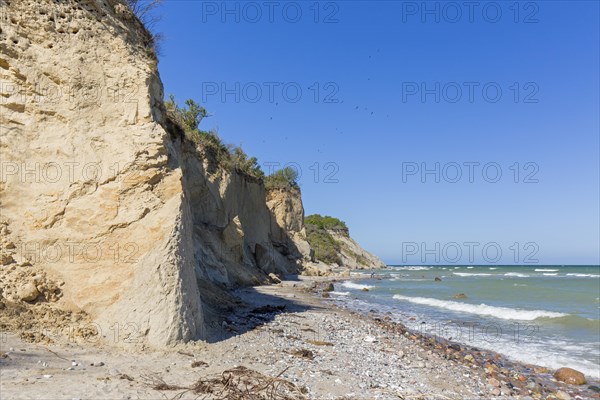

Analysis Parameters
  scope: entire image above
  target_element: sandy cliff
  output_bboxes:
[0,0,382,347]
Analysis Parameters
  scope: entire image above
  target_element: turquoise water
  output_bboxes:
[331,265,600,377]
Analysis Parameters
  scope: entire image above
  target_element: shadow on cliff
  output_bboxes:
[162,118,314,344]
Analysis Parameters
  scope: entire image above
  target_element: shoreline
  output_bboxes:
[1,276,598,399]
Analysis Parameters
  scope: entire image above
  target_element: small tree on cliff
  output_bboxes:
[164,95,264,179]
[265,167,299,190]
[182,99,209,133]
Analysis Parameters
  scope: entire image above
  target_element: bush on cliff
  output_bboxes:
[304,214,351,265]
[305,225,342,265]
[304,214,348,233]
[165,95,264,179]
[264,167,299,190]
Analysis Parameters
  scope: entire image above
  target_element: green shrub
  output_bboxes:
[305,225,342,265]
[304,214,352,264]
[304,214,348,233]
[264,167,299,190]
[165,95,264,179]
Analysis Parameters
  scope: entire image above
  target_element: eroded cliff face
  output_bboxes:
[0,0,301,347]
[327,231,386,270]
[266,188,312,263]
[0,0,206,346]
[177,140,304,289]
[0,0,383,347]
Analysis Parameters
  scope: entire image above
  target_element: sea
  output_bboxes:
[330,265,600,378]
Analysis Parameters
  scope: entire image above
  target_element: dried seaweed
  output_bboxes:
[148,366,307,400]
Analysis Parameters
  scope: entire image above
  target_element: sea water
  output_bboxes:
[331,265,600,378]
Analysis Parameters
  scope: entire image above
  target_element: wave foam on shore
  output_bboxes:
[392,295,567,321]
[341,282,374,290]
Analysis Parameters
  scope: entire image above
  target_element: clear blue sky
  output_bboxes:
[153,1,599,265]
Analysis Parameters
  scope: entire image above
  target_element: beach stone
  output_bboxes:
[323,283,334,292]
[464,354,474,362]
[555,391,571,400]
[488,377,501,387]
[448,343,461,351]
[268,273,281,284]
[361,288,369,292]
[588,385,600,393]
[0,253,14,265]
[17,282,39,302]
[553,368,586,385]
[491,388,501,396]
[434,276,442,282]
[452,293,467,299]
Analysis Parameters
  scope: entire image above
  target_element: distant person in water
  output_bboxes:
[370,268,375,278]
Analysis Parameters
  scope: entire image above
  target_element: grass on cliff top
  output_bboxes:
[165,96,306,190]
[125,0,164,60]
[165,96,264,180]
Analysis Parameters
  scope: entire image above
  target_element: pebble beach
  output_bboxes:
[1,277,598,399]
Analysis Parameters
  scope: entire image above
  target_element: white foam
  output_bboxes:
[453,272,493,277]
[489,268,497,270]
[341,282,374,290]
[566,273,600,278]
[394,266,432,271]
[392,295,566,320]
[330,291,350,296]
[535,269,559,272]
[504,272,530,278]
[467,266,474,269]
[543,273,558,276]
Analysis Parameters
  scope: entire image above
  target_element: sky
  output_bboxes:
[152,1,599,265]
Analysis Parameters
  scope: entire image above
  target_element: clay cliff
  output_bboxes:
[0,0,383,347]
